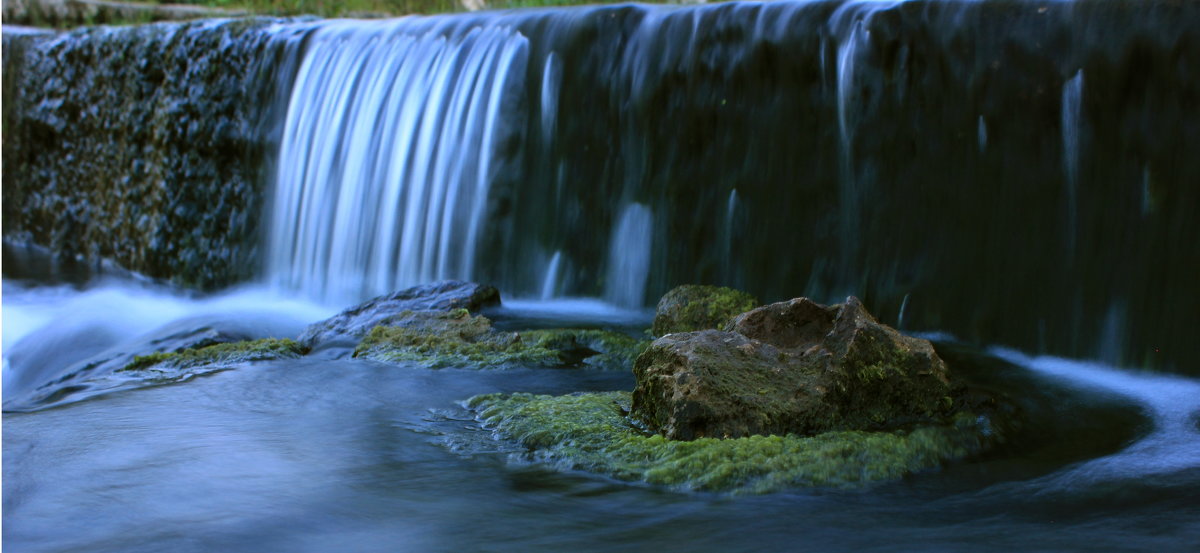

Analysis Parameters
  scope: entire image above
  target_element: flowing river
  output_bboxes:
[3,278,1199,552]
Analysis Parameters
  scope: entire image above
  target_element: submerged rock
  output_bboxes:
[353,309,556,369]
[518,328,650,370]
[300,281,501,348]
[469,391,990,494]
[632,297,953,440]
[651,284,758,337]
[118,338,307,377]
[353,309,647,370]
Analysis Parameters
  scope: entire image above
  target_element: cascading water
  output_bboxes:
[540,250,563,300]
[603,203,654,308]
[1061,69,1084,252]
[266,19,528,305]
[8,1,1199,370]
[245,1,1200,370]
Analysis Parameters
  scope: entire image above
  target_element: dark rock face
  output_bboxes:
[632,297,952,440]
[651,284,758,337]
[472,1,1200,373]
[1,20,295,289]
[300,281,502,347]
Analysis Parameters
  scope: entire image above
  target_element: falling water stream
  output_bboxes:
[266,19,528,305]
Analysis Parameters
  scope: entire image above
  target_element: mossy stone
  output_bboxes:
[634,297,954,440]
[120,338,307,372]
[652,285,758,337]
[518,328,651,370]
[352,309,559,369]
[353,308,650,370]
[300,281,502,348]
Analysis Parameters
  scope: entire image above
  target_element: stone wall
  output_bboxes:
[2,19,293,289]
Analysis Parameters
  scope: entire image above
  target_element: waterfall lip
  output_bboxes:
[1,24,57,36]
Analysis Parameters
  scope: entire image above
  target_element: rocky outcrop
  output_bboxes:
[300,281,502,347]
[632,297,953,440]
[651,284,758,337]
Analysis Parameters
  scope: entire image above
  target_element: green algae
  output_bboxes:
[354,324,561,368]
[518,328,651,370]
[652,285,759,337]
[120,338,307,372]
[468,391,991,494]
[352,309,560,369]
[352,309,649,370]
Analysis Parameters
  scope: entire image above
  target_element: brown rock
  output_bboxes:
[632,296,954,440]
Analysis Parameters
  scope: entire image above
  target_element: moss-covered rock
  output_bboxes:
[353,309,560,369]
[519,328,650,370]
[652,285,758,337]
[468,391,992,494]
[633,297,954,440]
[120,338,307,373]
[352,307,650,370]
[300,281,502,348]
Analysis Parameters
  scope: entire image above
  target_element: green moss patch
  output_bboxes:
[120,338,307,372]
[653,285,759,336]
[469,391,991,494]
[353,310,560,369]
[518,329,651,370]
[352,309,649,370]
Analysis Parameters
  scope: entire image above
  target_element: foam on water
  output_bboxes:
[2,279,334,404]
[992,347,1200,480]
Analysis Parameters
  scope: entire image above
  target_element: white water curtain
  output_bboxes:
[267,20,529,304]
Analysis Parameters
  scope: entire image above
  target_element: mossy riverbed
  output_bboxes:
[468,391,994,494]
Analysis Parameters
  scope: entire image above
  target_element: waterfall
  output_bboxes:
[722,189,740,286]
[604,204,654,309]
[244,3,1199,370]
[977,115,988,152]
[1061,69,1084,252]
[540,250,563,300]
[11,1,1170,369]
[266,19,529,305]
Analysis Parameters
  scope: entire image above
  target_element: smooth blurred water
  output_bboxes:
[265,18,528,306]
[1,279,335,411]
[3,279,1199,552]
